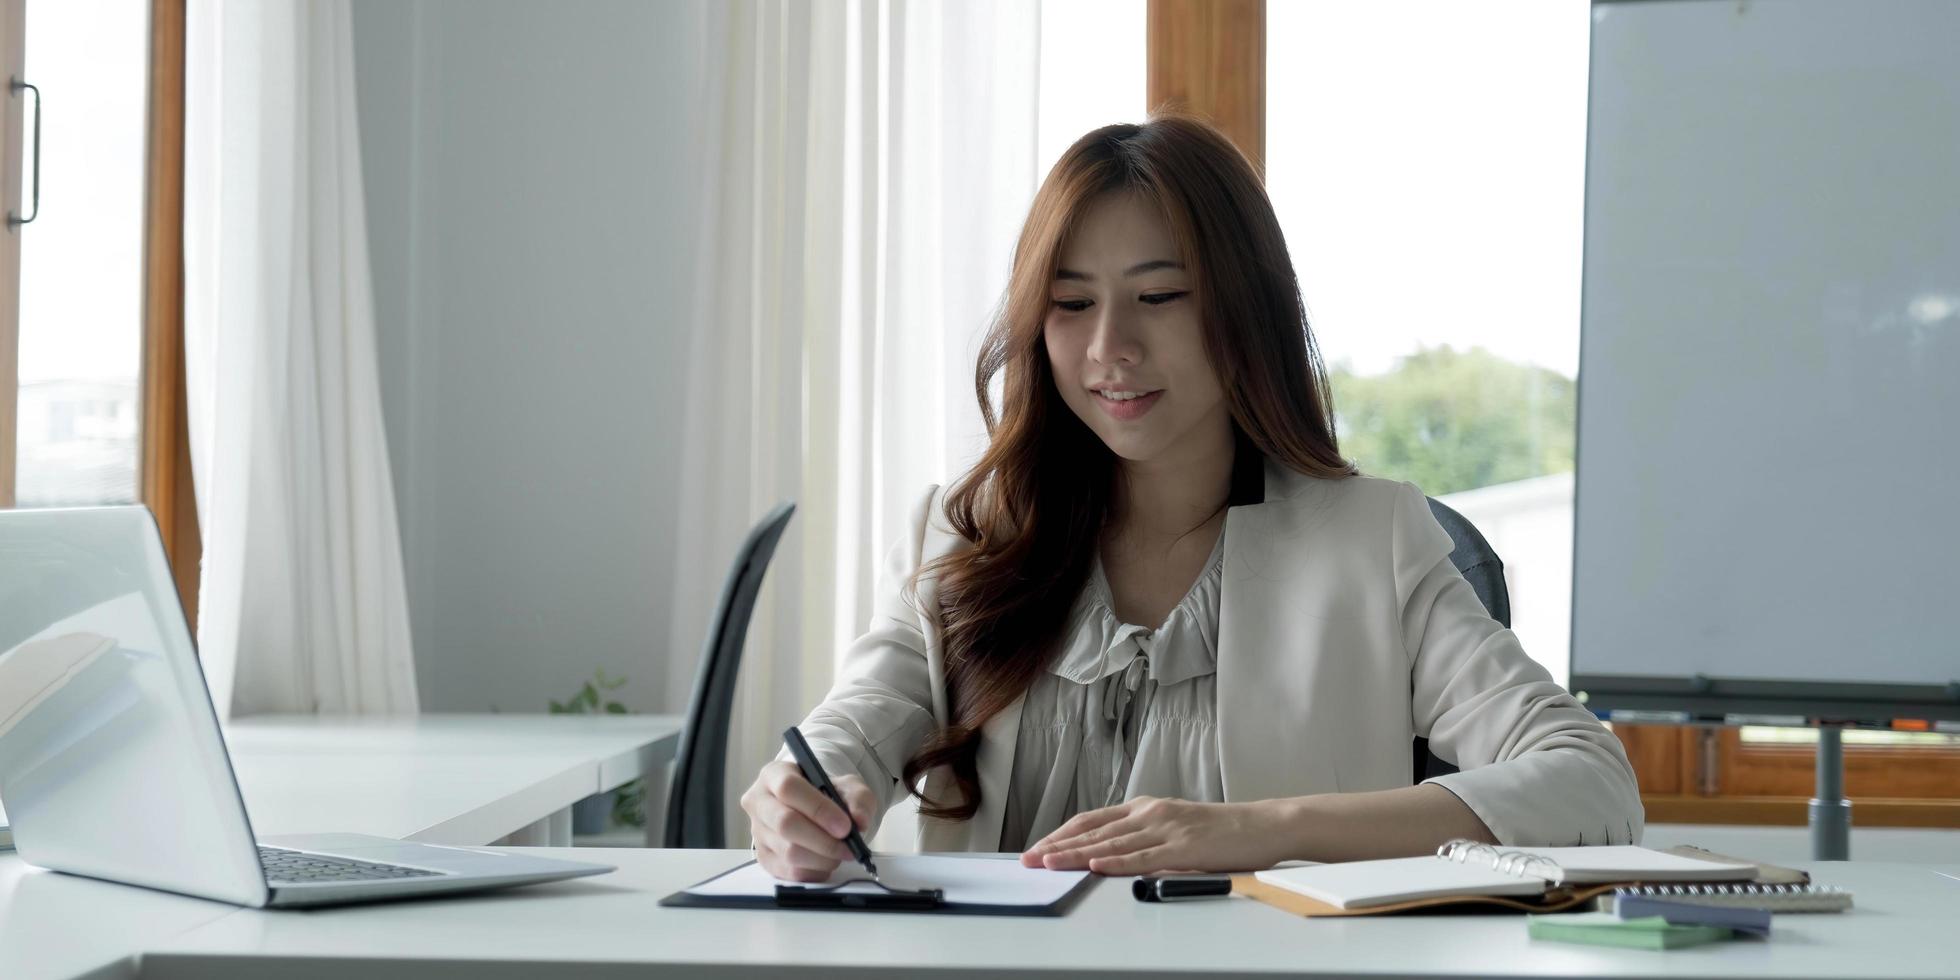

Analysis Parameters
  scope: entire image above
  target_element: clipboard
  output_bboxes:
[659,857,1095,916]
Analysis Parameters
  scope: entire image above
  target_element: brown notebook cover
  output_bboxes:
[1232,875,1620,918]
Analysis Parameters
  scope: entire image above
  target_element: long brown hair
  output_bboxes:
[901,116,1355,821]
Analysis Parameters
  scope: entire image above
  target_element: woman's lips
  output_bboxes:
[1093,389,1163,421]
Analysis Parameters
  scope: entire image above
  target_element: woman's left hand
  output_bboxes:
[1019,796,1293,875]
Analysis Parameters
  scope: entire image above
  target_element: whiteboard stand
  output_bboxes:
[1809,724,1851,862]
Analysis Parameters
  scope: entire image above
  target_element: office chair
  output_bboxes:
[1413,496,1512,783]
[662,501,796,848]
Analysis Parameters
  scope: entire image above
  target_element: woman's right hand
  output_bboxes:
[740,760,878,882]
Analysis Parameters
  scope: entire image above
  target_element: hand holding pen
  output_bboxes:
[739,728,879,883]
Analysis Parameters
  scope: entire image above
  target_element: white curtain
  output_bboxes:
[183,0,418,718]
[669,0,1040,844]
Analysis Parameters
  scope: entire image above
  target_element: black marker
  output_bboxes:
[1133,875,1234,902]
[782,726,878,880]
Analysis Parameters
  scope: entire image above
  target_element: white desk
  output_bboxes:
[0,713,685,980]
[1,856,237,980]
[223,713,684,846]
[116,851,1960,980]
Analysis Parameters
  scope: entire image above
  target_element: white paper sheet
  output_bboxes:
[686,855,1088,908]
[1495,846,1755,884]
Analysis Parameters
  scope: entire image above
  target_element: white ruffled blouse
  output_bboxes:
[997,528,1227,852]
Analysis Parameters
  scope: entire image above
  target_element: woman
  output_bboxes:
[741,116,1642,883]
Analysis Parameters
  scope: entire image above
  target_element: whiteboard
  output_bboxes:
[1571,0,1960,694]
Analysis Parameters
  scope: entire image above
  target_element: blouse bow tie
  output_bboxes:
[1098,639,1156,806]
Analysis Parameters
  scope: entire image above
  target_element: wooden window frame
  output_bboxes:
[1146,0,1960,829]
[1147,0,1264,175]
[1618,724,1960,828]
[139,0,199,630]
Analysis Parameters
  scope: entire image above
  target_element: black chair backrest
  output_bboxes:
[663,501,796,849]
[1426,497,1511,629]
[1413,496,1512,784]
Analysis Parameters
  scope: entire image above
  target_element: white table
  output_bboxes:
[113,851,1960,980]
[0,713,685,980]
[0,857,236,980]
[223,713,684,846]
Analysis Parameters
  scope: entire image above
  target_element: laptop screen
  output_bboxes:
[0,507,267,906]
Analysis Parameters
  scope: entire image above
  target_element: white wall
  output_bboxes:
[351,0,706,715]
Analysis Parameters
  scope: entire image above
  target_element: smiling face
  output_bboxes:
[1042,191,1233,468]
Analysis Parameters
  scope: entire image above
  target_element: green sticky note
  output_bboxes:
[1528,912,1733,950]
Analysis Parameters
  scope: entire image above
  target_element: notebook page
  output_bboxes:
[1494,846,1755,884]
[686,855,1088,908]
[1254,856,1547,909]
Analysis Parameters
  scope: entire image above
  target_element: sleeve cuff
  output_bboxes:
[1423,755,1643,847]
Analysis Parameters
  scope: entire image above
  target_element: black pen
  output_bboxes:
[1133,875,1234,902]
[782,726,879,880]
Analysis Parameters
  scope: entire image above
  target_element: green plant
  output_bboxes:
[549,667,632,716]
[550,668,647,829]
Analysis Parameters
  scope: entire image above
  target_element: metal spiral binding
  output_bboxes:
[1610,881,1853,911]
[1434,838,1565,881]
[1619,883,1840,897]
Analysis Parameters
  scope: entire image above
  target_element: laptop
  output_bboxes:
[0,506,614,908]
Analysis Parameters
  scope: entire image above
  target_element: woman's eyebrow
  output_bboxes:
[1053,259,1185,282]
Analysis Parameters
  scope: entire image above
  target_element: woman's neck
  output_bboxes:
[1109,429,1236,544]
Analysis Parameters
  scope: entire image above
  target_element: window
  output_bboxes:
[1037,0,1147,179]
[0,0,195,615]
[10,0,150,508]
[1264,0,1590,687]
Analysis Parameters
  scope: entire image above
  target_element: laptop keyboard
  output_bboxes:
[258,845,447,884]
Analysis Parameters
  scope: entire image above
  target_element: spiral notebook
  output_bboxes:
[1609,883,1853,913]
[1251,840,1756,911]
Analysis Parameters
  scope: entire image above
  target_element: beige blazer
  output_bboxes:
[792,460,1644,853]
